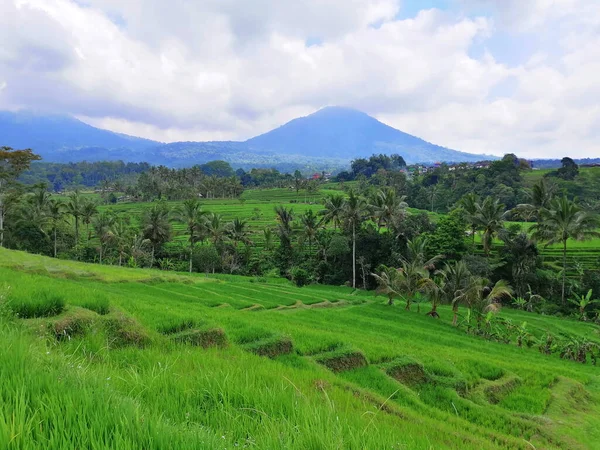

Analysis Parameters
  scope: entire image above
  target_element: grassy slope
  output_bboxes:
[1,248,600,449]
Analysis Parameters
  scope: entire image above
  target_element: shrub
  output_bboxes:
[290,267,309,287]
[81,295,110,315]
[12,290,65,319]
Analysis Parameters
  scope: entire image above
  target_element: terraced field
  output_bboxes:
[1,248,600,449]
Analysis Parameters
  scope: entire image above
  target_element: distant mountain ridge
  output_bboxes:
[0,107,495,169]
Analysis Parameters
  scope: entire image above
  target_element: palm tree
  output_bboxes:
[531,196,600,305]
[110,219,131,266]
[300,209,320,253]
[456,278,513,330]
[227,218,252,249]
[370,188,407,230]
[440,260,472,326]
[512,178,557,222]
[141,202,172,267]
[81,199,98,243]
[395,259,435,310]
[47,199,65,258]
[205,213,226,248]
[93,212,115,264]
[475,197,507,256]
[458,193,479,245]
[175,199,206,273]
[403,236,441,270]
[263,227,275,251]
[372,265,401,305]
[341,190,366,289]
[66,192,84,246]
[320,193,345,230]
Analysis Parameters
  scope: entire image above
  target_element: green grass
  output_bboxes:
[1,248,600,448]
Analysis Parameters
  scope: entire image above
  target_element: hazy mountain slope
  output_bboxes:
[245,106,489,163]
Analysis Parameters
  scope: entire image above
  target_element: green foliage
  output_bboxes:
[11,290,65,318]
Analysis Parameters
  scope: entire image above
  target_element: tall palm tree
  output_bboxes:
[175,199,206,273]
[47,198,65,258]
[531,196,600,305]
[93,212,115,264]
[141,202,172,267]
[81,199,98,243]
[341,190,366,289]
[66,192,84,246]
[475,197,507,256]
[319,193,345,230]
[458,193,479,245]
[263,227,275,251]
[300,209,320,253]
[456,278,513,330]
[440,260,472,326]
[275,206,295,272]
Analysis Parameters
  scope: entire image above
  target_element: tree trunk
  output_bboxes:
[562,239,567,306]
[119,253,122,266]
[74,217,79,246]
[452,307,458,326]
[54,227,58,258]
[0,203,4,248]
[151,245,155,267]
[352,223,356,289]
[99,246,103,265]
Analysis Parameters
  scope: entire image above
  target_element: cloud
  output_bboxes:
[0,0,599,158]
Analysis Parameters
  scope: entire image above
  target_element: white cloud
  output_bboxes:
[0,0,599,158]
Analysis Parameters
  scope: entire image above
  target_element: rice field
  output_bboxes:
[1,248,600,449]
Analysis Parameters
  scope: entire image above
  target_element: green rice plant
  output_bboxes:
[11,290,65,318]
[156,318,199,335]
[102,311,151,348]
[243,334,294,358]
[81,295,110,315]
[171,327,228,348]
[313,346,368,373]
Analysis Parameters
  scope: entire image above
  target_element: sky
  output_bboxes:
[0,0,599,159]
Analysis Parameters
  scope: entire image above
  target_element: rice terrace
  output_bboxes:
[4,1,600,449]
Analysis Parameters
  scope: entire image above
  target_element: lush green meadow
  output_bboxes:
[1,248,600,449]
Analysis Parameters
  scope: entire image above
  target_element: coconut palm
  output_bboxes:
[440,260,472,326]
[263,227,275,251]
[299,209,320,253]
[456,278,513,330]
[531,196,600,305]
[512,178,557,222]
[370,188,407,230]
[319,193,345,230]
[395,259,435,311]
[458,193,479,245]
[93,212,115,264]
[205,213,226,248]
[47,198,65,258]
[141,202,172,267]
[174,199,206,272]
[81,199,98,243]
[475,197,507,256]
[372,265,401,305]
[65,192,84,246]
[341,190,367,289]
[227,218,253,249]
[109,219,131,266]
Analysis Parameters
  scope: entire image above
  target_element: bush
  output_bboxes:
[53,308,97,340]
[103,312,150,348]
[290,267,309,287]
[81,295,110,315]
[12,290,65,319]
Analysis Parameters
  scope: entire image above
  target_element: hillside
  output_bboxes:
[0,111,159,162]
[1,108,492,168]
[246,106,491,163]
[1,248,600,449]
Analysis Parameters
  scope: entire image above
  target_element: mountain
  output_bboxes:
[0,111,159,162]
[246,106,486,163]
[0,107,494,169]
